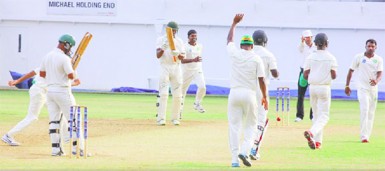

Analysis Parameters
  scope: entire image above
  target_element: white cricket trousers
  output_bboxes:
[181,70,206,104]
[309,85,331,143]
[227,88,257,163]
[7,85,46,136]
[157,64,183,122]
[357,87,378,140]
[47,88,77,153]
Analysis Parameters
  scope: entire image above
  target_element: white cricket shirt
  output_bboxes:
[156,35,186,65]
[298,42,316,68]
[40,48,74,90]
[350,53,383,90]
[32,68,47,88]
[227,42,265,91]
[254,46,278,85]
[183,42,203,71]
[304,50,338,85]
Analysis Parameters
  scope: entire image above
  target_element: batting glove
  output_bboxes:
[172,50,180,56]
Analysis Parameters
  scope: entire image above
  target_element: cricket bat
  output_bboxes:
[72,32,93,69]
[166,27,177,62]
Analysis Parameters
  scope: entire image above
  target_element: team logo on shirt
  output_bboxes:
[373,59,378,63]
[362,59,366,63]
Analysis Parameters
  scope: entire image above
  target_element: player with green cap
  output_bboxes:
[39,34,83,156]
[155,21,186,126]
[58,34,76,56]
[226,13,268,168]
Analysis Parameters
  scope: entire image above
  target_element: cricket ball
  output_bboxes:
[276,117,281,121]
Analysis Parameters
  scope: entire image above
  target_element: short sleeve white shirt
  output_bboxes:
[183,42,203,71]
[227,42,265,91]
[156,35,186,65]
[304,50,338,85]
[40,48,74,89]
[298,43,317,68]
[254,46,278,85]
[350,53,383,90]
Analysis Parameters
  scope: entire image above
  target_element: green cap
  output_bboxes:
[240,35,253,45]
[167,21,179,31]
[59,34,76,47]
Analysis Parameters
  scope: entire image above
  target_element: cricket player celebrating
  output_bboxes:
[249,30,279,160]
[345,39,383,143]
[40,34,78,156]
[2,68,80,146]
[155,21,186,126]
[180,29,206,115]
[303,33,338,150]
[295,30,316,122]
[227,14,268,167]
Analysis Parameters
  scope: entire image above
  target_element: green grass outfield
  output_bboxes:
[0,89,384,170]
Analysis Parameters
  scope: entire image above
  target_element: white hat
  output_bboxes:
[302,30,312,37]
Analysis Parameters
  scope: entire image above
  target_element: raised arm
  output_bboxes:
[227,14,244,45]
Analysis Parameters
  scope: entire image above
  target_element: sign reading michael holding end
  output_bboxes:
[47,0,117,16]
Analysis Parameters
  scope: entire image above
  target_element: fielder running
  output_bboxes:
[295,30,316,122]
[249,30,279,160]
[2,68,80,146]
[345,39,383,143]
[226,14,268,167]
[40,34,82,156]
[303,33,338,150]
[180,29,206,116]
[155,21,186,126]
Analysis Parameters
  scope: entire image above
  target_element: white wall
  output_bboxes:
[0,0,384,92]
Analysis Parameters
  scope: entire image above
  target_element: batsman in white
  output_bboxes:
[180,29,207,116]
[2,68,80,146]
[249,30,279,160]
[226,14,268,168]
[295,30,316,122]
[345,39,383,143]
[40,34,82,156]
[155,21,186,126]
[303,33,338,150]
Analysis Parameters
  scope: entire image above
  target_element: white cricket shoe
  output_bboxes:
[194,103,206,113]
[294,117,303,122]
[157,119,166,126]
[249,148,261,160]
[2,134,20,146]
[72,149,92,157]
[172,120,180,126]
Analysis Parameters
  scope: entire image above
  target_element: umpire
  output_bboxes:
[295,30,316,122]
